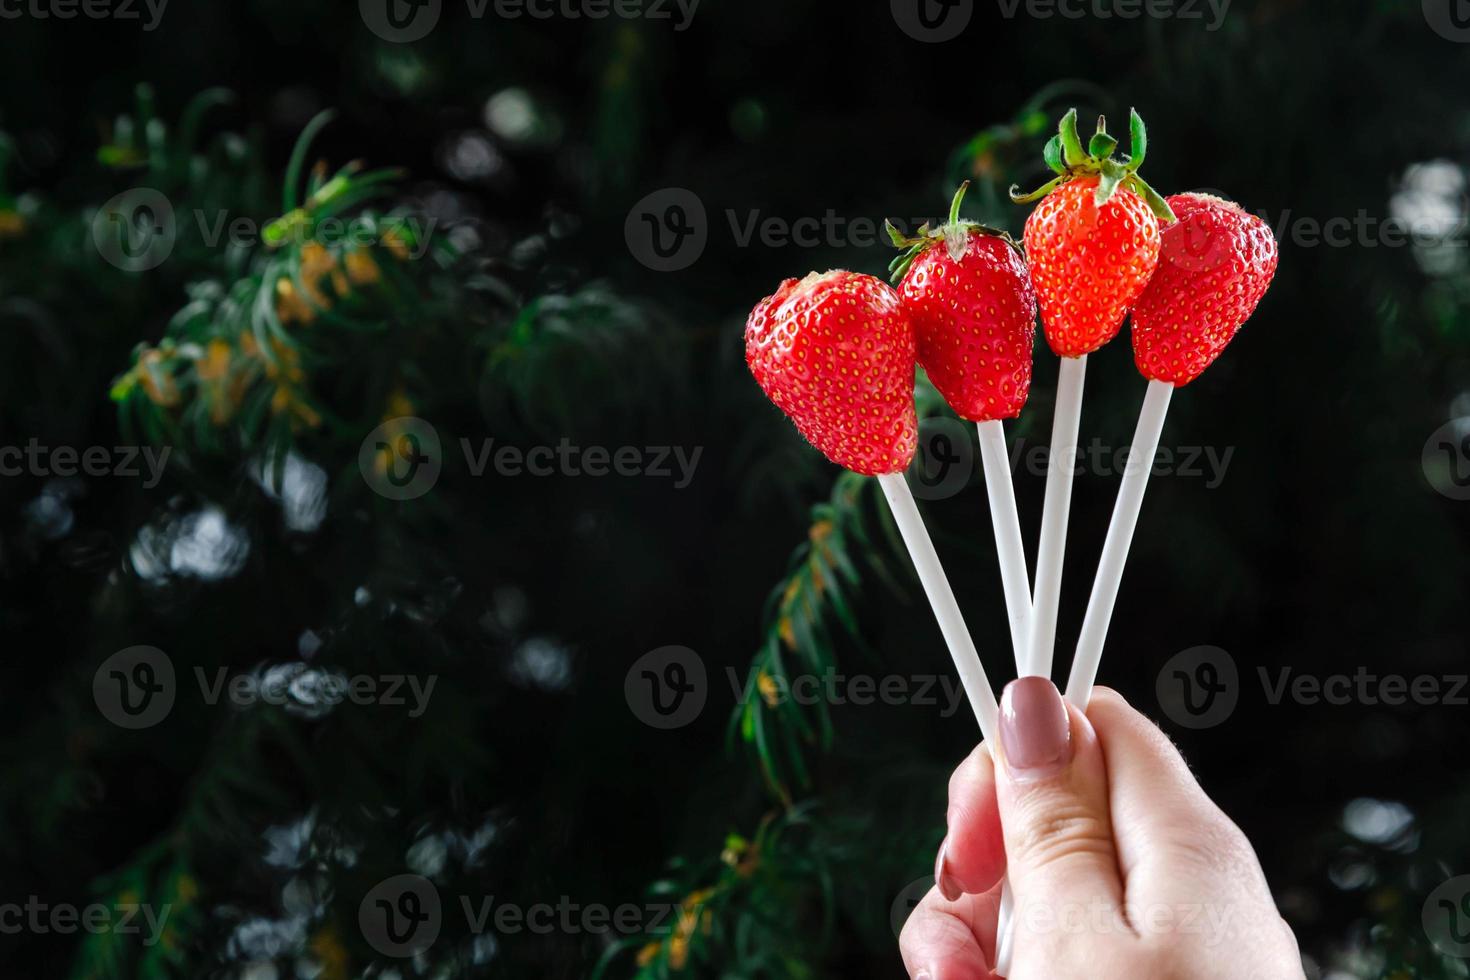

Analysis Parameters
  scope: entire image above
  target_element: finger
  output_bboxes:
[899,883,1003,979]
[1086,687,1280,916]
[994,678,1125,932]
[939,743,1006,899]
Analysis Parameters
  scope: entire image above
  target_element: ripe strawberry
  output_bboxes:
[888,183,1037,421]
[1011,108,1175,358]
[1131,192,1279,386]
[745,270,917,475]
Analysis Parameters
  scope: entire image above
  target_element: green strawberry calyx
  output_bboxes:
[885,181,1021,284]
[1008,108,1176,223]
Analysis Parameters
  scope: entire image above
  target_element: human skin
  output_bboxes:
[899,680,1304,979]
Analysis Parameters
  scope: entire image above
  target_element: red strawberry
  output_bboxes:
[889,183,1037,421]
[746,270,917,475]
[1011,108,1175,358]
[1131,192,1279,386]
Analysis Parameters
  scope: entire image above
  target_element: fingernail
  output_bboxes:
[999,677,1072,778]
[935,835,962,902]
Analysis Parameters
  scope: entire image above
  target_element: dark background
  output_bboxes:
[1,0,1467,977]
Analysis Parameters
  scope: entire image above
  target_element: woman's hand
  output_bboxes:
[900,679,1304,979]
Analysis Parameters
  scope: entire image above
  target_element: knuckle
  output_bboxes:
[1009,800,1114,870]
[899,893,972,959]
[1167,816,1256,878]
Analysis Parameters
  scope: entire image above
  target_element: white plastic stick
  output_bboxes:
[995,357,1087,978]
[1022,354,1087,679]
[877,472,1000,740]
[976,420,1032,664]
[878,471,1016,975]
[1064,379,1175,711]
[976,421,1030,980]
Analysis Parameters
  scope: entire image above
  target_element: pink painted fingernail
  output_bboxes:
[999,677,1072,777]
[935,835,963,902]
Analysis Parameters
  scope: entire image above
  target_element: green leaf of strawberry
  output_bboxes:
[1010,108,1176,357]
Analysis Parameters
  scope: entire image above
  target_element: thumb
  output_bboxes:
[995,677,1124,951]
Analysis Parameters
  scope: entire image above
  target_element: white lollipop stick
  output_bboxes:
[995,356,1087,978]
[976,420,1032,662]
[877,472,1000,738]
[1064,379,1175,710]
[878,471,1022,977]
[1022,354,1087,679]
[878,471,1024,974]
[977,420,1030,980]
[981,423,1029,980]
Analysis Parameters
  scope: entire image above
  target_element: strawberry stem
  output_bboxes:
[947,180,969,226]
[886,181,1020,284]
[1009,107,1176,223]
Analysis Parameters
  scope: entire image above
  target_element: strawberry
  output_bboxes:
[745,270,917,475]
[1011,108,1176,358]
[1131,192,1279,386]
[887,182,1037,421]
